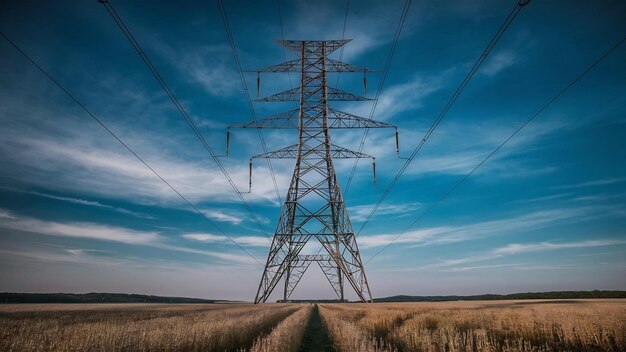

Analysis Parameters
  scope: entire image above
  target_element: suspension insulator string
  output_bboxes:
[372,158,377,187]
[395,128,400,156]
[248,159,253,192]
[226,129,231,157]
[363,71,367,96]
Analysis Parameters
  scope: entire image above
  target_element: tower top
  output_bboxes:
[276,39,351,54]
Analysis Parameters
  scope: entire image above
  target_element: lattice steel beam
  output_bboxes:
[231,40,380,303]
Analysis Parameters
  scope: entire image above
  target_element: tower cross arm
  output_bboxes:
[249,58,376,73]
[228,109,300,129]
[255,87,300,102]
[251,144,299,159]
[328,108,395,129]
[251,144,375,160]
[327,87,372,101]
[255,87,371,102]
[330,145,375,159]
[228,108,395,130]
[325,58,378,73]
[247,59,300,73]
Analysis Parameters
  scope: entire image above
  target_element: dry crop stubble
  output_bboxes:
[249,304,313,352]
[319,300,626,352]
[0,303,302,352]
[2,300,624,351]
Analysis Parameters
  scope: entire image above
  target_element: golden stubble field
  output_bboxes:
[0,299,624,352]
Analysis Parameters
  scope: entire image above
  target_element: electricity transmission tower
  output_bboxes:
[229,40,398,303]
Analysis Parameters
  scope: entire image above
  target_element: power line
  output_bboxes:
[0,31,262,265]
[98,0,272,241]
[276,0,293,90]
[217,0,282,206]
[356,0,530,235]
[335,0,351,87]
[366,36,626,264]
[343,0,412,194]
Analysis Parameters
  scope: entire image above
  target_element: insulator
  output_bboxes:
[248,159,253,192]
[372,158,377,187]
[226,129,231,157]
[395,128,400,156]
[257,72,260,97]
[363,72,367,96]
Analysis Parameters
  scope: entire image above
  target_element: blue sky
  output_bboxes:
[0,0,625,301]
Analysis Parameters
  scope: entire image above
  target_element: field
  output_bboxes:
[0,299,624,352]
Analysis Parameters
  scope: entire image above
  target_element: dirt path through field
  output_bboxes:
[299,304,335,352]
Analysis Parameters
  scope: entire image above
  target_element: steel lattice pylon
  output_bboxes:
[229,40,397,303]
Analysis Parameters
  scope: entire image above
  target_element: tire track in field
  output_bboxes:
[299,304,335,352]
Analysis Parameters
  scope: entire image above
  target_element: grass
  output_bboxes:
[1,299,624,351]
[250,304,312,352]
[319,299,626,352]
[0,303,301,352]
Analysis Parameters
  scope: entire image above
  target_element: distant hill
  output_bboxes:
[0,292,228,304]
[374,290,626,302]
[4,290,624,304]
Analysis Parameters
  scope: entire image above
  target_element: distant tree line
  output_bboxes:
[0,292,224,304]
[2,290,624,303]
[374,290,626,302]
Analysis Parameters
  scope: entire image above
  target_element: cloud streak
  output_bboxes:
[0,212,159,245]
[493,240,626,255]
[349,202,421,222]
[360,205,620,249]
[200,209,244,225]
[555,177,626,189]
[0,210,257,264]
[19,190,156,220]
[480,50,517,76]
[183,233,269,247]
[428,239,626,272]
[0,120,289,207]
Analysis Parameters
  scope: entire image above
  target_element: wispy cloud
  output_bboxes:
[493,239,626,255]
[480,50,517,76]
[361,205,618,249]
[0,213,159,245]
[555,177,626,189]
[349,202,421,222]
[514,193,574,204]
[442,263,577,273]
[200,209,244,225]
[183,233,269,247]
[0,74,294,210]
[0,125,288,206]
[359,226,452,249]
[367,75,443,119]
[20,190,156,220]
[0,244,250,272]
[0,209,16,219]
[288,0,416,61]
[402,117,568,178]
[157,42,241,97]
[442,263,523,272]
[0,247,119,266]
[0,210,257,264]
[344,73,444,121]
[426,239,626,271]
